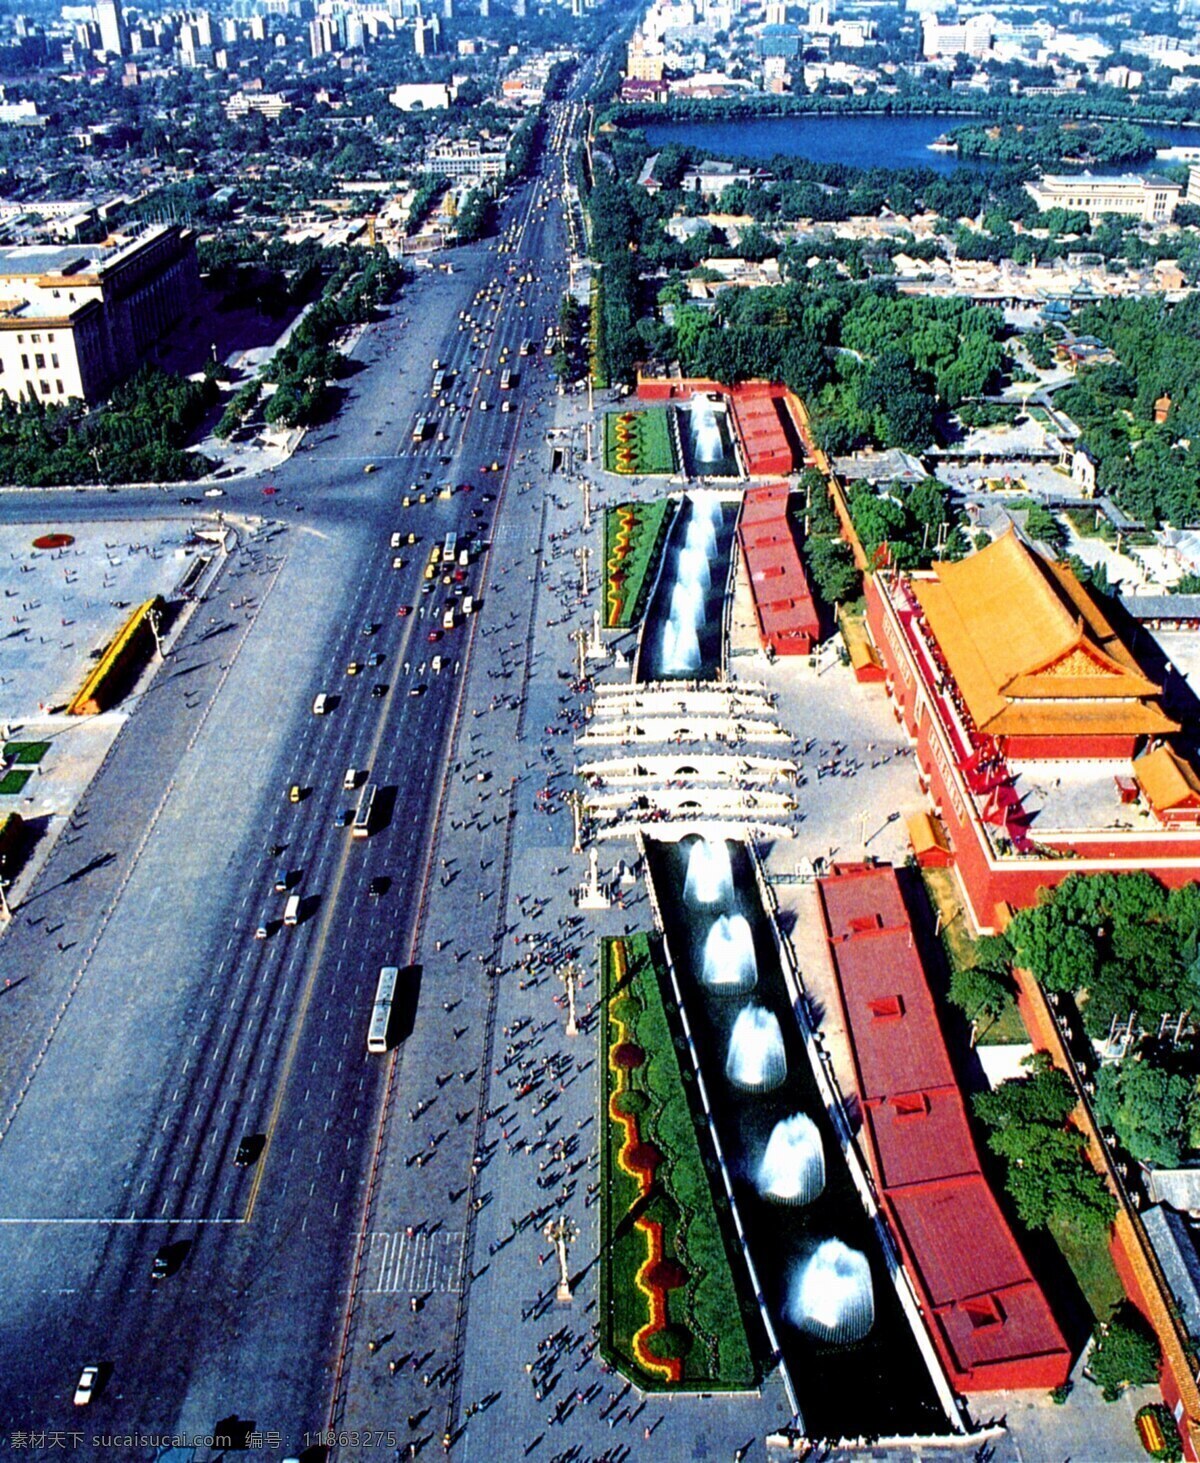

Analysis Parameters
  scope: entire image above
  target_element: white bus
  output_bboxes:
[441,531,458,565]
[412,415,429,443]
[352,783,376,840]
[499,369,513,390]
[431,369,446,397]
[367,965,399,1053]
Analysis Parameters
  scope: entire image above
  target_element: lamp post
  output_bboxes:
[543,1215,579,1304]
[566,789,585,854]
[558,962,581,1038]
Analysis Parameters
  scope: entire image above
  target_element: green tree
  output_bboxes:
[947,961,1014,1028]
[1088,1308,1160,1399]
[804,534,858,604]
[1093,1057,1198,1167]
[974,1057,1117,1238]
[1006,902,1100,992]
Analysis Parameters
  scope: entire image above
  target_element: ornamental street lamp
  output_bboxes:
[543,1215,579,1304]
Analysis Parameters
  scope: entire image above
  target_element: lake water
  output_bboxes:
[641,112,1200,175]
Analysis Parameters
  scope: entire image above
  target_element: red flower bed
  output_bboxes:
[611,1041,646,1070]
[625,1141,663,1179]
[645,1257,687,1291]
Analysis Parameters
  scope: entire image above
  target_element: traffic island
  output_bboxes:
[599,932,760,1392]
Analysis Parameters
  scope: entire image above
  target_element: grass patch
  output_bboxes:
[603,498,674,629]
[921,867,1027,1045]
[4,741,49,765]
[1064,508,1117,542]
[1049,1212,1125,1324]
[599,933,758,1391]
[0,769,32,795]
[603,409,676,476]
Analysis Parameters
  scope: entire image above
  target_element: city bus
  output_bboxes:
[367,965,399,1053]
[441,531,458,565]
[352,783,376,840]
[499,369,513,390]
[519,337,532,357]
[412,415,428,443]
[431,369,446,397]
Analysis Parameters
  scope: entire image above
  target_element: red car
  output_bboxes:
[428,630,442,642]
[456,482,474,493]
[397,606,411,617]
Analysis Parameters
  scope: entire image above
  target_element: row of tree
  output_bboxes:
[0,368,217,487]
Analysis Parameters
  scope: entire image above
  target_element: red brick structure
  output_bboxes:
[818,864,1073,1393]
[738,484,819,655]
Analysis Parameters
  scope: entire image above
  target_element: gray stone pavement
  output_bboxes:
[0,518,194,719]
[337,399,798,1459]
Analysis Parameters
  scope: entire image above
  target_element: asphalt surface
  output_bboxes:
[0,92,590,1460]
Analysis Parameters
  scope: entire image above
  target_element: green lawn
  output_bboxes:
[4,742,49,766]
[603,499,674,629]
[599,934,759,1391]
[603,409,677,476]
[0,770,32,795]
[1049,1213,1125,1324]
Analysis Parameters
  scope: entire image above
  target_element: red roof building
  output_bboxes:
[856,528,1200,931]
[817,864,1073,1393]
[738,484,820,656]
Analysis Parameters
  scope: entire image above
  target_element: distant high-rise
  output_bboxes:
[442,0,453,17]
[96,0,128,56]
[479,0,489,17]
[513,0,525,15]
[414,15,429,52]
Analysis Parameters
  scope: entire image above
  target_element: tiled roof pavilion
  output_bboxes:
[913,529,1177,741]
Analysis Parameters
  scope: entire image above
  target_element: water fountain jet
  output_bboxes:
[669,577,707,633]
[756,1114,825,1205]
[684,514,718,560]
[787,1240,874,1344]
[700,914,758,994]
[683,837,734,907]
[676,546,711,594]
[689,395,724,465]
[661,615,701,676]
[725,1005,786,1091]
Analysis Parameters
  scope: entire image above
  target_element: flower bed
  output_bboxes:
[598,933,759,1391]
[602,498,674,629]
[603,409,676,477]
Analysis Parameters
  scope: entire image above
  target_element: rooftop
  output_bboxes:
[913,529,1176,739]
[817,864,1071,1391]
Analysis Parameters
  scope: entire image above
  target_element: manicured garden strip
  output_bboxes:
[599,933,759,1390]
[603,498,674,629]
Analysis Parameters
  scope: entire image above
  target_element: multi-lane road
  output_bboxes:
[0,92,588,1456]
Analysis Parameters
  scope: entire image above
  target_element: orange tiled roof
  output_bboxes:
[913,530,1177,738]
[1135,744,1200,812]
